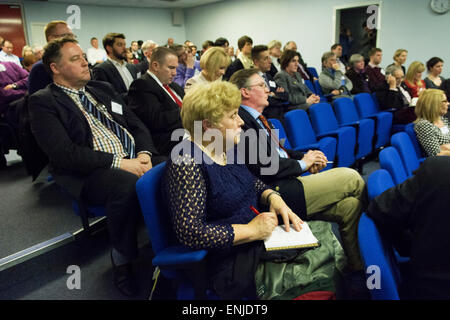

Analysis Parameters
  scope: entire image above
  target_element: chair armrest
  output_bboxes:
[152,246,208,267]
[293,143,320,152]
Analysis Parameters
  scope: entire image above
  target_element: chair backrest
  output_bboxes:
[391,132,420,177]
[354,93,378,118]
[371,92,381,111]
[284,109,318,149]
[307,67,319,79]
[367,169,395,201]
[313,79,325,97]
[404,123,425,159]
[304,79,316,94]
[136,162,169,255]
[332,97,360,125]
[308,103,339,135]
[378,146,408,185]
[358,212,401,300]
[268,118,292,149]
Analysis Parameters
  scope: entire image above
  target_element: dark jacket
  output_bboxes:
[223,59,244,81]
[28,80,156,197]
[346,68,371,94]
[375,82,416,125]
[127,73,184,156]
[262,71,290,120]
[238,107,307,219]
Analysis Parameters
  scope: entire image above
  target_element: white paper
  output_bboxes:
[264,222,319,251]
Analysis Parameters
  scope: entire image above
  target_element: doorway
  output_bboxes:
[0,3,27,58]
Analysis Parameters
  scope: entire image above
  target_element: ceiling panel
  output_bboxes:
[45,0,226,9]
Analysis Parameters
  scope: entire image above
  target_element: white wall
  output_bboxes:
[185,0,450,77]
[21,1,186,52]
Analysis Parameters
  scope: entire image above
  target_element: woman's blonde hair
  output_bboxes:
[199,47,230,80]
[393,48,407,61]
[415,89,445,122]
[405,61,425,84]
[181,81,241,136]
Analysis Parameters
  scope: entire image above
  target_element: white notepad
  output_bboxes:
[264,222,319,251]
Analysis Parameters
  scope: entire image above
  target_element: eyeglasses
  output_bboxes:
[51,33,77,39]
[247,82,267,89]
[442,100,449,104]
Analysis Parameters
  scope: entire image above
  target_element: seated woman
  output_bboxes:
[404,61,426,99]
[345,54,370,95]
[162,81,346,300]
[387,48,408,75]
[318,51,353,100]
[274,49,320,110]
[184,46,230,92]
[424,57,445,89]
[375,65,416,124]
[414,89,450,157]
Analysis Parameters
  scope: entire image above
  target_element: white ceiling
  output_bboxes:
[46,0,226,9]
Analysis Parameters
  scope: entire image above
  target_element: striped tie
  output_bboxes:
[78,91,135,158]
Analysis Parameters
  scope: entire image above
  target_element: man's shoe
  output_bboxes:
[111,252,138,297]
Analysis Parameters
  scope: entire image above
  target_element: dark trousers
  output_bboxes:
[81,168,140,260]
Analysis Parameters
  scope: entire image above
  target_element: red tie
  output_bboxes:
[258,115,290,158]
[163,84,183,108]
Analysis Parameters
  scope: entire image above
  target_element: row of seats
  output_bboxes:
[358,129,425,300]
[270,93,393,171]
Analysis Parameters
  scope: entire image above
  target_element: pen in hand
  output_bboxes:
[250,205,260,215]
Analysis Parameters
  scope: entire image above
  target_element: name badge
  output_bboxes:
[0,65,5,72]
[269,80,276,88]
[137,72,141,78]
[111,101,123,115]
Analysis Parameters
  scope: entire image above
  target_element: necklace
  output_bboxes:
[190,138,227,166]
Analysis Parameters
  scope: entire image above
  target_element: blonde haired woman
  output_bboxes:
[184,46,230,92]
[414,89,450,156]
[405,61,426,98]
[387,49,408,75]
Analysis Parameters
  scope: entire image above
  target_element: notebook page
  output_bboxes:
[264,222,319,251]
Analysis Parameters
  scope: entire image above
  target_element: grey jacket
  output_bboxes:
[318,68,353,95]
[274,70,313,110]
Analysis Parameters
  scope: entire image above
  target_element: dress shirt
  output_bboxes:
[0,51,21,67]
[147,70,183,104]
[337,58,346,74]
[86,47,107,65]
[107,57,134,90]
[240,105,306,171]
[271,56,281,72]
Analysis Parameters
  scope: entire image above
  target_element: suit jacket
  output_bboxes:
[261,72,290,120]
[238,107,307,219]
[375,82,416,124]
[223,59,244,81]
[92,59,139,103]
[127,73,184,156]
[346,68,371,95]
[28,80,156,197]
[28,60,53,95]
[274,70,313,110]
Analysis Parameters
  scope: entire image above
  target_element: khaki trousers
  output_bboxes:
[298,167,367,271]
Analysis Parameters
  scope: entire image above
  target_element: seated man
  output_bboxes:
[136,40,157,74]
[230,68,367,272]
[365,48,385,92]
[0,40,21,67]
[92,33,140,103]
[29,37,162,296]
[128,47,184,157]
[375,65,416,124]
[251,45,289,121]
[331,43,347,74]
[171,44,199,88]
[367,156,450,299]
[0,61,28,116]
[86,37,107,67]
[223,35,253,81]
[28,20,75,95]
[319,51,353,100]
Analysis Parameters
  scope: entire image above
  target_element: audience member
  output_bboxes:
[28,20,75,95]
[387,49,407,75]
[128,47,184,157]
[227,46,236,62]
[0,61,28,115]
[32,45,44,60]
[424,57,445,89]
[283,41,315,81]
[170,44,198,87]
[214,37,229,48]
[22,53,38,72]
[331,43,346,73]
[130,41,143,63]
[375,65,416,125]
[404,61,426,98]
[231,68,367,272]
[184,41,198,60]
[22,45,34,58]
[165,38,174,48]
[185,46,230,92]
[267,40,282,77]
[414,89,450,157]
[29,37,161,296]
[163,80,345,300]
[136,40,157,73]
[86,37,107,66]
[274,50,320,111]
[339,25,353,63]
[319,51,353,99]
[251,45,290,120]
[365,47,385,92]
[92,33,140,103]
[346,54,370,95]
[367,156,450,299]
[0,40,21,67]
[359,21,377,60]
[223,35,253,80]
[201,40,214,57]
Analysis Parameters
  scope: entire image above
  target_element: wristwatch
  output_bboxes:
[11,83,17,89]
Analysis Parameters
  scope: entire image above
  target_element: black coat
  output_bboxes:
[28,80,156,197]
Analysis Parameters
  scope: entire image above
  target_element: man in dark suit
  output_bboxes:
[230,68,367,272]
[223,35,253,81]
[29,37,162,296]
[128,47,184,157]
[251,45,289,121]
[92,33,140,103]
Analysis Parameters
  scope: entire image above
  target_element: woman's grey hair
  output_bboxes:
[348,54,364,68]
